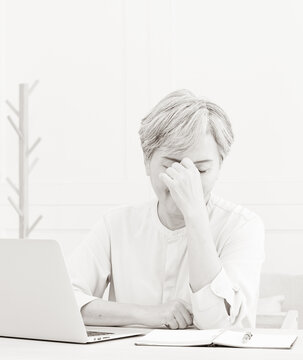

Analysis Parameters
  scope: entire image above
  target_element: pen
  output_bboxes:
[242,331,253,343]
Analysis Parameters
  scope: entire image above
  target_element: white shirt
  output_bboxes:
[67,193,265,329]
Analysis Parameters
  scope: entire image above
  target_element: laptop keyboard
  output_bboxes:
[87,331,114,337]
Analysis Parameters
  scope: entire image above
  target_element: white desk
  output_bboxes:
[1,328,302,360]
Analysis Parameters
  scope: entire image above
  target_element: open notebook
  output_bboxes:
[135,329,298,349]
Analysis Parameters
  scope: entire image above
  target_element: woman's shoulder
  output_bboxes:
[210,193,265,258]
[209,192,264,230]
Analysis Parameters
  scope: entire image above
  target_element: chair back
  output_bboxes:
[259,273,303,328]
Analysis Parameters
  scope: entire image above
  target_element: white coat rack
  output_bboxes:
[6,81,43,239]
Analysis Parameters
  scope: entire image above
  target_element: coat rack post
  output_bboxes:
[19,84,29,238]
[6,81,43,239]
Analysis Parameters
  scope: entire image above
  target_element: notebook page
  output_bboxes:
[214,330,298,349]
[135,329,223,346]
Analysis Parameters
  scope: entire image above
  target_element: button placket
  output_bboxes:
[162,235,183,303]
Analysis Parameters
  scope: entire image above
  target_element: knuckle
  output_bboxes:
[187,317,193,325]
[174,303,182,311]
[178,303,186,311]
[173,304,179,310]
[168,315,175,323]
[167,310,174,319]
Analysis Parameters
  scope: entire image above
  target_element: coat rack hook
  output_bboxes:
[27,215,43,236]
[7,116,23,138]
[27,137,41,156]
[6,100,19,117]
[6,177,20,195]
[29,80,39,95]
[8,197,23,217]
[29,158,39,174]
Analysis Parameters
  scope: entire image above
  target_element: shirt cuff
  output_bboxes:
[189,267,238,312]
[73,290,99,311]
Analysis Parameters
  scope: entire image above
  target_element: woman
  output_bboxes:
[67,90,265,330]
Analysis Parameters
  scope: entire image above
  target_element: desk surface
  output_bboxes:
[1,327,302,360]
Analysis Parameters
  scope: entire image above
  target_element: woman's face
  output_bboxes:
[145,132,221,216]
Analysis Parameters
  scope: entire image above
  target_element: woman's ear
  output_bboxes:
[214,153,223,181]
[144,155,151,176]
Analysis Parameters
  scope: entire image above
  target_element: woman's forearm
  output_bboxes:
[81,298,151,327]
[185,205,222,293]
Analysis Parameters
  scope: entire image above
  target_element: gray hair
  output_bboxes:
[138,89,234,163]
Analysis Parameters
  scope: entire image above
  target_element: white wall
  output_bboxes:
[1,0,303,274]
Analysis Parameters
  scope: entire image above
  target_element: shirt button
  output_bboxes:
[232,284,240,292]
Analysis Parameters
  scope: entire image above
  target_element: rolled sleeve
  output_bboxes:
[189,216,265,329]
[73,290,100,311]
[189,268,233,329]
[66,215,112,312]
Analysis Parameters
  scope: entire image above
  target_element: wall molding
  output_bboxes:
[1,180,303,205]
[1,202,303,231]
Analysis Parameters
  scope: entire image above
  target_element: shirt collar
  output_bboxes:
[153,193,213,237]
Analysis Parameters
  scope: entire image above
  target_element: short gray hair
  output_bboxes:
[138,89,234,162]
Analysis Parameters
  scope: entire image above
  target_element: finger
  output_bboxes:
[177,304,193,326]
[176,299,193,315]
[230,290,247,325]
[171,162,186,173]
[172,309,187,329]
[166,166,182,180]
[158,172,174,189]
[231,301,245,326]
[180,157,195,169]
[166,315,179,330]
[229,289,241,323]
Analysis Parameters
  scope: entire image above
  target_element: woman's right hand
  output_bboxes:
[146,299,194,329]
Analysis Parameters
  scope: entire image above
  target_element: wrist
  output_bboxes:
[132,304,155,326]
[184,204,207,223]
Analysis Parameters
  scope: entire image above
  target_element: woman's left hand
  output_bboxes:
[159,157,206,219]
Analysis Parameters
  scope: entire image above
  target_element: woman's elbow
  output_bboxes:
[192,306,231,329]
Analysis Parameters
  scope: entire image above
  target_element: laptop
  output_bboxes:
[0,239,144,343]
